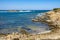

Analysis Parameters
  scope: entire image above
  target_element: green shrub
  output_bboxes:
[53,8,60,12]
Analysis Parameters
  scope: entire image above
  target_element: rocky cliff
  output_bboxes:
[32,9,60,31]
[32,8,60,39]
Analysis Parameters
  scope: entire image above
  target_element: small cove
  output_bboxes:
[0,10,50,34]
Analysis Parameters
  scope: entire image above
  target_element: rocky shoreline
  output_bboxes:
[0,8,60,40]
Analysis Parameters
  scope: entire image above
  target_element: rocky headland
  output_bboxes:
[1,8,60,40]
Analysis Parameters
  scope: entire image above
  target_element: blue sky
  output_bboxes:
[0,0,60,10]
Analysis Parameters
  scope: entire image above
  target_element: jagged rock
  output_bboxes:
[32,10,60,28]
[32,9,60,39]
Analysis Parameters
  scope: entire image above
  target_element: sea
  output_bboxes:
[0,10,50,34]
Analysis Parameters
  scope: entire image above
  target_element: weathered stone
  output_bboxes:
[32,11,60,28]
[32,10,60,39]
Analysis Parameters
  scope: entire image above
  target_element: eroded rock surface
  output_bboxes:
[32,9,60,39]
[32,10,60,28]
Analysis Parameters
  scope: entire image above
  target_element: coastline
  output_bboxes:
[0,8,60,40]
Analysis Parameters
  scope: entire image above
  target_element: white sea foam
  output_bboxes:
[19,10,31,12]
[36,13,44,17]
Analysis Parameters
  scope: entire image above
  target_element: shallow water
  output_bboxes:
[0,10,50,34]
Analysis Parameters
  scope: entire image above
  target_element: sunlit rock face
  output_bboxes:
[31,9,60,39]
[32,10,60,28]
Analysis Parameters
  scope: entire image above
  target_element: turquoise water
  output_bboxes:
[0,10,50,34]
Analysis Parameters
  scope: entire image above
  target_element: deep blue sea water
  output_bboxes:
[0,10,50,34]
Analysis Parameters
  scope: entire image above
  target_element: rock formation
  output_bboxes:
[32,8,60,39]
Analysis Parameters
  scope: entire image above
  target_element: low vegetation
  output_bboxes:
[53,8,60,12]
